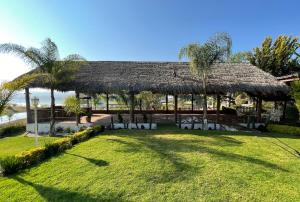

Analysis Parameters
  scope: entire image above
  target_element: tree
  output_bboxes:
[249,35,300,76]
[229,51,251,63]
[178,33,232,130]
[291,81,300,115]
[64,96,84,126]
[0,38,85,135]
[136,91,162,110]
[0,75,34,116]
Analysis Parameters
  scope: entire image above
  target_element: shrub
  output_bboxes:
[285,104,299,121]
[267,124,300,135]
[0,156,22,176]
[56,126,64,133]
[17,147,46,167]
[0,126,104,176]
[0,122,26,138]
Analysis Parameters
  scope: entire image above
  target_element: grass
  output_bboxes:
[0,134,60,158]
[0,125,300,201]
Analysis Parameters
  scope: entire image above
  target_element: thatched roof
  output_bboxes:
[23,61,289,100]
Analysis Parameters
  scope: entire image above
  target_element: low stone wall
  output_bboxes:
[26,122,92,134]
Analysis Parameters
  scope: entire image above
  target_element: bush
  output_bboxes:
[0,122,26,138]
[0,156,22,176]
[267,124,300,135]
[285,104,299,121]
[0,125,105,176]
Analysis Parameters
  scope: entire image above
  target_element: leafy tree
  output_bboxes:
[0,38,85,135]
[64,96,84,126]
[0,75,34,116]
[229,52,251,63]
[136,91,162,110]
[249,35,300,76]
[291,81,300,114]
[178,33,232,130]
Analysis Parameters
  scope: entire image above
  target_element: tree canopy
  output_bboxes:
[249,35,300,76]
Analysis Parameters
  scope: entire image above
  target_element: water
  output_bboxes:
[1,90,75,125]
[0,112,27,124]
[12,90,75,106]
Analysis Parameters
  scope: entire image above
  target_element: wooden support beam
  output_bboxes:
[174,94,178,123]
[191,93,194,112]
[129,92,135,122]
[216,94,221,123]
[282,100,287,120]
[25,87,31,124]
[165,95,168,112]
[106,93,109,112]
[257,97,262,122]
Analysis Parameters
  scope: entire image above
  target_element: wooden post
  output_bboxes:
[25,88,31,124]
[106,93,109,112]
[282,100,287,120]
[216,94,221,123]
[165,94,168,112]
[174,94,178,123]
[129,92,135,123]
[191,93,194,112]
[75,91,80,124]
[257,97,262,122]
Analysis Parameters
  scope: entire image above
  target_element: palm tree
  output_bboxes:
[178,33,232,130]
[0,38,85,135]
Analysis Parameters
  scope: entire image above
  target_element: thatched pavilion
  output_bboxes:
[22,61,289,129]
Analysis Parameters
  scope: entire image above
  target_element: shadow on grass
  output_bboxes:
[107,134,288,181]
[65,153,109,167]
[13,176,124,202]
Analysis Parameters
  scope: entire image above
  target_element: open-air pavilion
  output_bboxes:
[21,61,289,132]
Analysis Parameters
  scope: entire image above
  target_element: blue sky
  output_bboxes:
[0,0,299,81]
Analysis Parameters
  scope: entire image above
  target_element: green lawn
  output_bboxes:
[0,134,59,158]
[0,127,300,201]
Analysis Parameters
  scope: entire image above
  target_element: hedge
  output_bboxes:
[267,124,300,135]
[0,121,26,138]
[0,125,104,176]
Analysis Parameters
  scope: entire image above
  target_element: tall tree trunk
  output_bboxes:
[165,95,168,112]
[191,93,194,112]
[50,88,56,135]
[25,87,31,124]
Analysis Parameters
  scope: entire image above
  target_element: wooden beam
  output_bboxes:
[25,87,31,124]
[174,94,178,123]
[282,100,287,120]
[216,94,221,123]
[191,93,194,112]
[106,93,109,112]
[165,95,168,112]
[257,97,262,122]
[129,92,135,122]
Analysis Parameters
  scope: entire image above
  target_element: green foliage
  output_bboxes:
[285,104,299,121]
[235,92,250,106]
[0,38,86,135]
[249,35,300,76]
[267,124,300,135]
[0,75,35,115]
[64,96,83,117]
[0,122,26,138]
[229,51,251,63]
[291,81,300,112]
[0,126,104,176]
[136,91,162,110]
